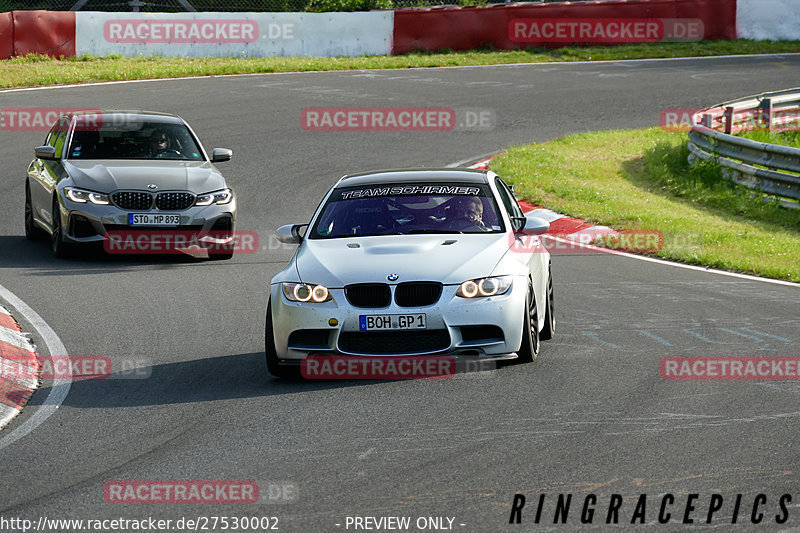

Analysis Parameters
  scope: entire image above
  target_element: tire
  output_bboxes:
[24,182,45,240]
[265,300,300,379]
[516,281,540,364]
[50,196,72,259]
[540,268,556,341]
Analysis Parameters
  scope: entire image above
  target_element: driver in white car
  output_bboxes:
[453,195,489,231]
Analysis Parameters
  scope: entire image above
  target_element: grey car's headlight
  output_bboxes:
[64,187,110,205]
[282,282,332,303]
[195,188,233,206]
[456,276,512,298]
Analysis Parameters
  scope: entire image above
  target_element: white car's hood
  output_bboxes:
[65,160,226,193]
[295,233,511,287]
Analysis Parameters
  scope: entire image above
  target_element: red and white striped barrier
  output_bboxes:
[0,305,40,430]
[2,0,798,60]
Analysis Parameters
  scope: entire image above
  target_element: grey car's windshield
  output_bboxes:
[67,118,204,161]
[310,182,505,238]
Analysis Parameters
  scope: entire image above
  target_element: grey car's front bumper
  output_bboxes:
[59,193,237,245]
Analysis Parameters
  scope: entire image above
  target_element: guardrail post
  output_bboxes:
[701,114,712,127]
[757,98,773,131]
[724,106,734,134]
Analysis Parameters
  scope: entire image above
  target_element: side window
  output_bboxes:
[50,119,69,159]
[494,177,524,221]
[44,123,60,148]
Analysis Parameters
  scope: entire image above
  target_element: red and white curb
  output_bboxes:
[0,305,41,430]
[467,157,618,243]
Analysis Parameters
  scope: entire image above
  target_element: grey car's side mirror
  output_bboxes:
[520,216,549,236]
[35,146,57,160]
[211,148,232,163]
[276,224,307,244]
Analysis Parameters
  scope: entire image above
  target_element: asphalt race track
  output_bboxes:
[1,55,800,531]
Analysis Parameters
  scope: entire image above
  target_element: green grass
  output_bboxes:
[736,130,800,149]
[2,39,800,89]
[491,128,800,282]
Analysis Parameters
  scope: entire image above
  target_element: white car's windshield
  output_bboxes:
[310,182,505,238]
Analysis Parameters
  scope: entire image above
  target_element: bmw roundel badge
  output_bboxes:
[387,274,399,281]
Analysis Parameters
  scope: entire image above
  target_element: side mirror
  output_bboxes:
[211,148,232,163]
[519,216,549,236]
[35,146,57,160]
[276,224,307,244]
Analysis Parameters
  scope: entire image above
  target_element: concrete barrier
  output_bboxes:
[75,11,393,58]
[0,0,797,60]
[737,0,800,40]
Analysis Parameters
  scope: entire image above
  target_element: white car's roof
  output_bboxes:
[338,168,491,188]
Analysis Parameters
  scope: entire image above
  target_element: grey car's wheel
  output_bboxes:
[516,282,540,363]
[51,197,72,259]
[25,182,45,240]
[540,269,555,341]
[265,301,300,379]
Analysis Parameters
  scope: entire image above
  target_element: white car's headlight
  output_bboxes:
[456,276,512,298]
[195,188,233,206]
[64,187,110,205]
[282,282,332,303]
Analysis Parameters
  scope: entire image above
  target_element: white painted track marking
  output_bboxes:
[0,284,71,451]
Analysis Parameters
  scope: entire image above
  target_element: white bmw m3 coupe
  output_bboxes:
[266,168,555,378]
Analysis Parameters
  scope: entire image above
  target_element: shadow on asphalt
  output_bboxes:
[0,235,212,272]
[27,352,390,408]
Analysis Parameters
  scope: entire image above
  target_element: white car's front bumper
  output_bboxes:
[269,277,528,362]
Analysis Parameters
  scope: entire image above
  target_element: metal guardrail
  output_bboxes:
[687,88,800,208]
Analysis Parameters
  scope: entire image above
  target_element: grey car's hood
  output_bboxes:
[65,160,226,193]
[295,233,511,287]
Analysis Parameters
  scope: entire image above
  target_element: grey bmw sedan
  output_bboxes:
[25,110,237,259]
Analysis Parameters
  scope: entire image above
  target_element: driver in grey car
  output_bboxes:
[148,129,172,157]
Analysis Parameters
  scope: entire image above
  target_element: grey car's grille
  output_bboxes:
[156,192,195,211]
[338,330,450,355]
[111,191,197,211]
[112,192,153,210]
[394,282,442,307]
[345,284,391,308]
